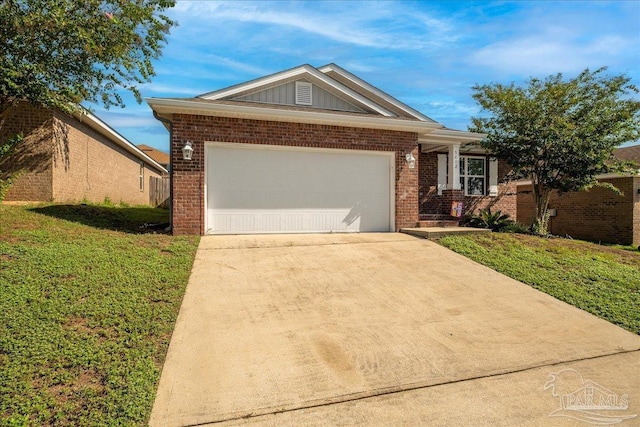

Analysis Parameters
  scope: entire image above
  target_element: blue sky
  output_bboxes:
[90,0,640,152]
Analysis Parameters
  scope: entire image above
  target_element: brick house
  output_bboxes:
[148,64,516,235]
[0,102,167,205]
[517,145,640,245]
[138,144,170,170]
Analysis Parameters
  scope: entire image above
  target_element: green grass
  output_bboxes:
[0,204,199,426]
[438,233,640,335]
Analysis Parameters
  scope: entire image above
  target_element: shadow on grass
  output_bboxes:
[30,204,170,234]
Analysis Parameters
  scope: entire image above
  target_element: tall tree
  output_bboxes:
[471,68,640,235]
[0,0,176,132]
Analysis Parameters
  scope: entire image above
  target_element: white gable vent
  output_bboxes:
[295,81,312,105]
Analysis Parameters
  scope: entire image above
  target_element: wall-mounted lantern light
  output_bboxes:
[405,152,416,169]
[182,141,194,161]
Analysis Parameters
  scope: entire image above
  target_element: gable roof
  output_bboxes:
[317,63,435,122]
[615,145,640,163]
[74,109,167,175]
[137,144,170,166]
[197,64,396,116]
[148,63,484,145]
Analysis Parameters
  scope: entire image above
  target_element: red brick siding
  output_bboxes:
[0,102,54,201]
[418,151,517,218]
[51,112,164,205]
[517,178,636,245]
[418,150,440,215]
[170,115,419,235]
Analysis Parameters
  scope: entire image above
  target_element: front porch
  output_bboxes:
[417,129,517,224]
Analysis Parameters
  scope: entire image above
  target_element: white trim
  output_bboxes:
[460,155,487,196]
[204,142,396,234]
[318,63,435,122]
[147,97,442,134]
[197,64,396,116]
[488,157,498,197]
[447,145,461,191]
[419,128,486,145]
[437,154,447,195]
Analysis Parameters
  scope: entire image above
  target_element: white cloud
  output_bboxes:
[171,1,456,51]
[470,33,636,77]
[140,83,203,96]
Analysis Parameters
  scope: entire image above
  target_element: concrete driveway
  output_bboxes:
[150,233,640,427]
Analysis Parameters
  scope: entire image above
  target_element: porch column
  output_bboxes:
[447,144,461,190]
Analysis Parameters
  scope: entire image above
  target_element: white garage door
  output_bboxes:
[205,143,394,234]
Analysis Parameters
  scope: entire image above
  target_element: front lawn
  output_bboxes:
[0,204,199,426]
[439,233,640,335]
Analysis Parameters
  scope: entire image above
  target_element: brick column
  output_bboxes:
[440,189,464,217]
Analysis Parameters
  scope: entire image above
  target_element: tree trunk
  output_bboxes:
[531,181,551,236]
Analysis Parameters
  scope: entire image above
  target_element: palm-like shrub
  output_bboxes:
[466,208,514,232]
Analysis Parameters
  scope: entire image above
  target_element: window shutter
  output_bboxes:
[488,157,498,197]
[437,154,447,195]
[295,81,312,105]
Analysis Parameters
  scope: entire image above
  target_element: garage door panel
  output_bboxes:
[206,145,392,234]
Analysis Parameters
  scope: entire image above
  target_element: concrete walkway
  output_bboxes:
[150,233,640,427]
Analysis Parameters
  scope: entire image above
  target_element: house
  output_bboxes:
[0,102,167,206]
[137,144,170,169]
[517,145,640,245]
[148,64,516,235]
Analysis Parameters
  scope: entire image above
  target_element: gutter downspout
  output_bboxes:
[153,110,173,233]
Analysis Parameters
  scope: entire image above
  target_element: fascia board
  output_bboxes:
[198,65,314,100]
[419,130,486,145]
[74,109,167,174]
[198,64,396,117]
[147,98,442,134]
[318,63,435,122]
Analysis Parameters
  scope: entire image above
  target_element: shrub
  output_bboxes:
[466,208,515,232]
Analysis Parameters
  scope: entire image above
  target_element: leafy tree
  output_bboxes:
[471,68,640,235]
[0,0,176,132]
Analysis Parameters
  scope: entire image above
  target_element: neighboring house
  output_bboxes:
[137,144,170,169]
[148,63,516,235]
[0,102,167,206]
[517,145,640,245]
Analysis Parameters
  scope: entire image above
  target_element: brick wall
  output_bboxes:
[170,114,419,235]
[0,102,54,201]
[51,111,164,205]
[517,177,636,245]
[634,177,640,246]
[418,151,517,218]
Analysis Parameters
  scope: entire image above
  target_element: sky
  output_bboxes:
[89,0,640,152]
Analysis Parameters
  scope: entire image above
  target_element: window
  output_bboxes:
[459,156,485,196]
[438,154,495,197]
[139,163,144,192]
